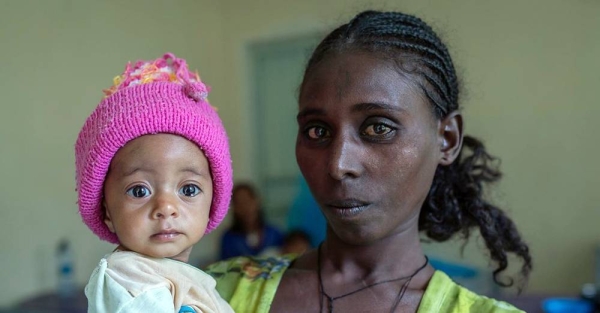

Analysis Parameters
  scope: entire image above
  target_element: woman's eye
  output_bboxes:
[363,123,394,137]
[306,126,329,140]
[180,184,201,197]
[126,185,150,198]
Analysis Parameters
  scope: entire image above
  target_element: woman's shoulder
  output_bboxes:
[205,255,296,313]
[419,271,524,313]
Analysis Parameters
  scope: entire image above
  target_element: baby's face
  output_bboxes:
[103,133,212,262]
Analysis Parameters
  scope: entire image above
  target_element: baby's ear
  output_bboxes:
[102,200,116,233]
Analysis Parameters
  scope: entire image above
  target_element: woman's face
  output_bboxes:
[296,52,446,244]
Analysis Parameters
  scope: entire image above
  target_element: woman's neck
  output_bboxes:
[320,223,429,282]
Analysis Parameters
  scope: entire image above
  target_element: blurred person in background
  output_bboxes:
[257,229,312,258]
[219,182,284,260]
[280,230,311,256]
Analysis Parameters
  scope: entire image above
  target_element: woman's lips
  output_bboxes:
[325,199,371,217]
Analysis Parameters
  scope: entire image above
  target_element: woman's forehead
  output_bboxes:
[299,52,425,113]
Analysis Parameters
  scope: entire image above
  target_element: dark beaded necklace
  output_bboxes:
[317,244,429,313]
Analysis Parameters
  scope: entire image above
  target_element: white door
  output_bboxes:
[249,35,321,225]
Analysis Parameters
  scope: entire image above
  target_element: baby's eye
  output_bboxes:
[362,123,394,136]
[306,126,330,140]
[180,184,201,197]
[126,185,150,198]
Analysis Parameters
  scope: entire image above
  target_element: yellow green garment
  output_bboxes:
[205,255,523,313]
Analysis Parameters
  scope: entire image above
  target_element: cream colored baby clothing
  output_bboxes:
[85,251,233,313]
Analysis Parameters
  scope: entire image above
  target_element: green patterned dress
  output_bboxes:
[205,255,523,313]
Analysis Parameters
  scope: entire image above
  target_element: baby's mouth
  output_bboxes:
[151,230,182,241]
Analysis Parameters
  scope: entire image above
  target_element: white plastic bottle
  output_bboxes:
[56,239,76,298]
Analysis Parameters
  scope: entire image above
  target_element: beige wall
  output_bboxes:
[0,0,227,306]
[0,0,598,307]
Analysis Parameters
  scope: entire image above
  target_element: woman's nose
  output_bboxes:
[327,135,363,181]
[151,193,180,219]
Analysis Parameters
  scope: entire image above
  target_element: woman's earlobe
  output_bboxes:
[439,111,463,165]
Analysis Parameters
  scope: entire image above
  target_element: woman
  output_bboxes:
[220,182,284,260]
[207,10,531,312]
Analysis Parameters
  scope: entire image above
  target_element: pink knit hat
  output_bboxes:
[75,53,232,244]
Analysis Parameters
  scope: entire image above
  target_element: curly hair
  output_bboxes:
[300,10,531,289]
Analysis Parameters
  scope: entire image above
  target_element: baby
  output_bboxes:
[75,53,233,313]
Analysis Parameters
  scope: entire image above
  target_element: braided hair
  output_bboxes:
[300,10,532,289]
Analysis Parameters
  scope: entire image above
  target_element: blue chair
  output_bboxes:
[542,298,594,313]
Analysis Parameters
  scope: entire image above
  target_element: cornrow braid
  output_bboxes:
[300,10,532,290]
[304,11,459,116]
